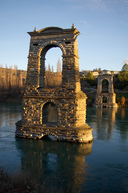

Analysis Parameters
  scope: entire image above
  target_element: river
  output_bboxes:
[0,103,128,193]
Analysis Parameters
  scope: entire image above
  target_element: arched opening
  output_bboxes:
[40,45,62,88]
[102,79,109,93]
[42,102,57,124]
[103,96,107,103]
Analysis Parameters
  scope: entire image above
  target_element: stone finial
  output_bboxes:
[34,27,37,32]
[72,23,75,29]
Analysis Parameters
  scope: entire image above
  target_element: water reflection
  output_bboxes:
[121,108,125,120]
[0,103,21,138]
[0,103,21,127]
[15,138,92,192]
[95,108,117,140]
[116,108,128,142]
[1,104,128,193]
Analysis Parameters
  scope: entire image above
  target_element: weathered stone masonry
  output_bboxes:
[15,25,93,143]
[95,73,118,108]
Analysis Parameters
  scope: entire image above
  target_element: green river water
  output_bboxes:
[0,103,128,192]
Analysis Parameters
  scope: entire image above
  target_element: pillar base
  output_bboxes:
[15,120,93,143]
[95,103,118,108]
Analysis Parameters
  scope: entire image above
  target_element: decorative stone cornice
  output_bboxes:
[28,26,80,37]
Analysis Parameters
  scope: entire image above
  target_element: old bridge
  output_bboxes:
[15,25,93,143]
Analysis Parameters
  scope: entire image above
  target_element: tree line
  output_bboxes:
[1,62,128,105]
[0,59,62,100]
[0,65,27,100]
[81,63,128,90]
[114,63,128,90]
[45,59,62,87]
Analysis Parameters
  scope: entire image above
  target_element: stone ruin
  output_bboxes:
[95,71,118,108]
[15,25,93,143]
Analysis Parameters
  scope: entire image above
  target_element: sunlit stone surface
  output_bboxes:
[15,25,93,143]
[95,72,118,108]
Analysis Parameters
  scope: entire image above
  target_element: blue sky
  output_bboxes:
[0,0,128,71]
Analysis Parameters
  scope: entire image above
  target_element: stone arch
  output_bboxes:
[38,41,66,56]
[41,99,59,109]
[102,79,109,93]
[95,73,118,108]
[38,41,66,88]
[42,100,58,123]
[16,26,93,143]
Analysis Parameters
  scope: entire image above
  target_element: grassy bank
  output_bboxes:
[0,167,36,193]
[0,167,77,193]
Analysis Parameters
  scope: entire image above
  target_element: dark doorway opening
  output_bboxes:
[42,102,57,123]
[103,96,107,103]
[102,79,109,93]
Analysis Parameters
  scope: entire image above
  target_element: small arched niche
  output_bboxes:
[103,96,107,103]
[39,44,63,88]
[102,79,109,93]
[42,102,58,124]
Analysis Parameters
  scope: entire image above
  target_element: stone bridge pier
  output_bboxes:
[15,25,93,143]
[95,72,118,108]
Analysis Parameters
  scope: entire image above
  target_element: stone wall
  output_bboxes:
[95,73,118,108]
[15,25,93,143]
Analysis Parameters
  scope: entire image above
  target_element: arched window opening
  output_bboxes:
[103,96,107,103]
[40,46,62,88]
[45,47,62,87]
[42,102,57,124]
[102,79,109,93]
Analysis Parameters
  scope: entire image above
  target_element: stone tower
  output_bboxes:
[95,71,118,108]
[16,25,93,143]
